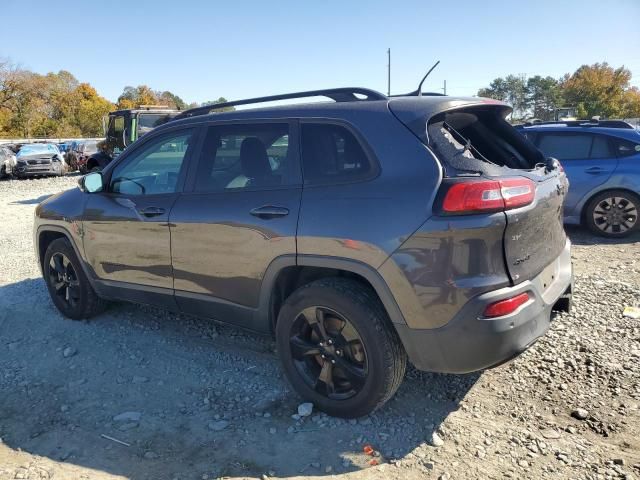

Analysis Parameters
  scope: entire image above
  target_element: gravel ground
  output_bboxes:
[0,176,639,480]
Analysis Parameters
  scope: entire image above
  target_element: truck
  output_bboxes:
[86,105,180,171]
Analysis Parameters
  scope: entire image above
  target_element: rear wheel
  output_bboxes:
[43,238,107,320]
[276,278,406,418]
[585,190,639,237]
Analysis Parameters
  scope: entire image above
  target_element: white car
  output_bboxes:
[0,146,17,178]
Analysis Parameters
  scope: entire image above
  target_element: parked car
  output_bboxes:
[15,143,64,178]
[75,140,100,173]
[35,88,573,417]
[0,145,17,178]
[516,120,640,237]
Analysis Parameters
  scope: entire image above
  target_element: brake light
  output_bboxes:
[483,292,530,318]
[441,178,535,214]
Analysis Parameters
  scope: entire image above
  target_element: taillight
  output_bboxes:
[441,178,535,214]
[483,292,530,318]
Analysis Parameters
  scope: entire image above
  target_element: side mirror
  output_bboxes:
[80,172,104,193]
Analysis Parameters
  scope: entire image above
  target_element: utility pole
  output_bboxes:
[442,79,447,95]
[387,48,391,96]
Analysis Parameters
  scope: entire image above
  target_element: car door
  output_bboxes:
[82,127,198,307]
[536,132,618,215]
[169,121,301,331]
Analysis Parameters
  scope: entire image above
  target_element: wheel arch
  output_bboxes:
[36,226,94,284]
[257,255,407,334]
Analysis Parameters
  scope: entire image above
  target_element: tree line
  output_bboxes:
[478,62,640,122]
[2,59,639,138]
[0,60,230,138]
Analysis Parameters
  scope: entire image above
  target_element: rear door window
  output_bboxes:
[537,134,592,160]
[194,123,298,192]
[589,135,613,158]
[301,124,375,184]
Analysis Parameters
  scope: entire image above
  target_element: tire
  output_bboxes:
[275,278,407,418]
[43,238,107,320]
[584,189,640,238]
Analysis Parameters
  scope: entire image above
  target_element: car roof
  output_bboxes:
[521,124,640,142]
[160,94,511,131]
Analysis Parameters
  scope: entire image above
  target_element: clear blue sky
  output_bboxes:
[2,0,639,104]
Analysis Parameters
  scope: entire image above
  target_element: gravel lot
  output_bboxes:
[1,176,639,480]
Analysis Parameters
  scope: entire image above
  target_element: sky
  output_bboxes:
[2,0,639,104]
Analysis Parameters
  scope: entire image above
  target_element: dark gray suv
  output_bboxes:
[34,88,573,417]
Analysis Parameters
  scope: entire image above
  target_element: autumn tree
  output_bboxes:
[116,85,188,110]
[0,61,114,137]
[561,63,636,119]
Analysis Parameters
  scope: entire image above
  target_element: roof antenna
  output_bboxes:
[410,60,440,96]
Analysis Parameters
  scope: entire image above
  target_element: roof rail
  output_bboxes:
[173,88,387,121]
[519,119,634,129]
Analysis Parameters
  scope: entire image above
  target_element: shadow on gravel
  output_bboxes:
[565,224,640,246]
[0,277,479,479]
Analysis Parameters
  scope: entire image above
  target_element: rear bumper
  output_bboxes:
[395,239,573,374]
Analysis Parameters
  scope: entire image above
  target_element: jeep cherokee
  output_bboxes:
[34,88,573,418]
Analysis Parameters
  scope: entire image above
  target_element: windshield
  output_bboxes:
[138,113,177,137]
[17,144,60,157]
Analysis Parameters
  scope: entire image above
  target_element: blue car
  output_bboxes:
[517,120,640,237]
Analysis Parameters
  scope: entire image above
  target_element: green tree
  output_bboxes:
[202,97,235,112]
[478,74,528,121]
[526,76,563,121]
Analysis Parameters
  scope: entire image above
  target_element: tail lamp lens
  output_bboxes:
[442,178,535,214]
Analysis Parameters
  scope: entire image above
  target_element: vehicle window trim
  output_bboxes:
[298,118,381,187]
[613,136,640,158]
[102,125,200,196]
[183,119,301,194]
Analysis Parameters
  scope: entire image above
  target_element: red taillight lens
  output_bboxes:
[483,292,530,318]
[441,178,535,214]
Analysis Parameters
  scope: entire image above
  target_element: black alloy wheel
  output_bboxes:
[289,306,368,400]
[276,278,406,418]
[48,252,81,309]
[43,238,107,320]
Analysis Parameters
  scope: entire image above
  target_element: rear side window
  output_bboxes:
[614,137,640,157]
[301,124,374,184]
[537,134,592,160]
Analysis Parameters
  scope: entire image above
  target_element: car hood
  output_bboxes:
[18,152,57,161]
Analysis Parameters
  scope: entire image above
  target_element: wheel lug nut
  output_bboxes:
[321,354,325,359]
[327,339,333,345]
[331,360,336,364]
[319,342,324,347]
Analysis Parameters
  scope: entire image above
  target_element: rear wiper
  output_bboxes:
[442,122,496,165]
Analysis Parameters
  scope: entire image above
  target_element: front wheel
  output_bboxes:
[276,278,406,418]
[43,238,107,320]
[585,190,639,238]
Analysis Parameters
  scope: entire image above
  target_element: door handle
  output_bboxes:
[249,205,290,219]
[139,206,166,217]
[585,166,604,174]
